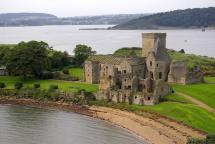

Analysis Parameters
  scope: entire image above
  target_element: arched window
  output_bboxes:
[150,61,152,66]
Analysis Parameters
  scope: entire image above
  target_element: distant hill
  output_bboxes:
[111,7,215,30]
[0,13,149,27]
[0,13,60,26]
[113,47,215,76]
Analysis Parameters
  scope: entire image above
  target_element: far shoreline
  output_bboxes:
[0,96,206,144]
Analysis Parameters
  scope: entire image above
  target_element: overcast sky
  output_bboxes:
[0,0,215,17]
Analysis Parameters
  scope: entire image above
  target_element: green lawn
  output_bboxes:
[0,76,98,92]
[172,83,215,109]
[205,77,215,83]
[69,68,84,80]
[163,93,193,104]
[143,102,215,134]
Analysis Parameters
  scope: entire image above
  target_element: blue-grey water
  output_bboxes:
[0,25,214,57]
[0,104,146,144]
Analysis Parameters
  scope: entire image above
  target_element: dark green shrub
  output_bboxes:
[39,71,53,79]
[34,84,40,89]
[128,96,133,105]
[53,71,61,78]
[179,49,185,53]
[14,82,23,90]
[0,82,6,88]
[53,72,78,81]
[206,134,215,144]
[187,137,206,144]
[62,68,69,75]
[49,85,58,90]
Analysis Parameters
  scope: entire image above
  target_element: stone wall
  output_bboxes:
[168,62,204,84]
[142,33,166,58]
[146,53,169,81]
[84,61,100,84]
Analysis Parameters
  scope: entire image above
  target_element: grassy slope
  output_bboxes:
[163,93,193,104]
[69,68,84,80]
[204,77,215,83]
[113,47,142,57]
[0,76,98,92]
[172,83,215,109]
[143,102,215,134]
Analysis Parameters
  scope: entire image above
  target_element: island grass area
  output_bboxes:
[91,93,215,134]
[69,67,84,80]
[143,102,215,134]
[172,83,215,109]
[0,76,98,92]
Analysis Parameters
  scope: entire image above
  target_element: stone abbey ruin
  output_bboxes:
[84,33,204,105]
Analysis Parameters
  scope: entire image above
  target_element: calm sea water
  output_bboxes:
[0,105,146,144]
[0,25,214,57]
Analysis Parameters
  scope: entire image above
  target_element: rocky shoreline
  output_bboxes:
[0,97,206,144]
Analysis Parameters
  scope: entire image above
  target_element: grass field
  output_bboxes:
[204,77,215,83]
[163,93,193,104]
[0,76,98,92]
[172,83,215,109]
[69,68,84,80]
[143,102,215,134]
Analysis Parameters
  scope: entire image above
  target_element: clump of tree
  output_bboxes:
[73,44,96,66]
[5,41,50,79]
[49,50,70,70]
[1,41,71,79]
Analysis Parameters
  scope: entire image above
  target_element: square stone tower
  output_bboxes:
[142,33,166,57]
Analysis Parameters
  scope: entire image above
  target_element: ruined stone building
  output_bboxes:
[84,33,203,105]
[168,62,204,84]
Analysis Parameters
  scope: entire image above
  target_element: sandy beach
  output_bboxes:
[0,97,206,144]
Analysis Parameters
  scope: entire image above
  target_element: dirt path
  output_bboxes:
[176,92,215,113]
[90,106,205,144]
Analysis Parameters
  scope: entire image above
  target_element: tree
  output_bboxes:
[73,44,96,66]
[49,51,70,69]
[0,45,14,66]
[5,41,50,79]
[179,49,185,53]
